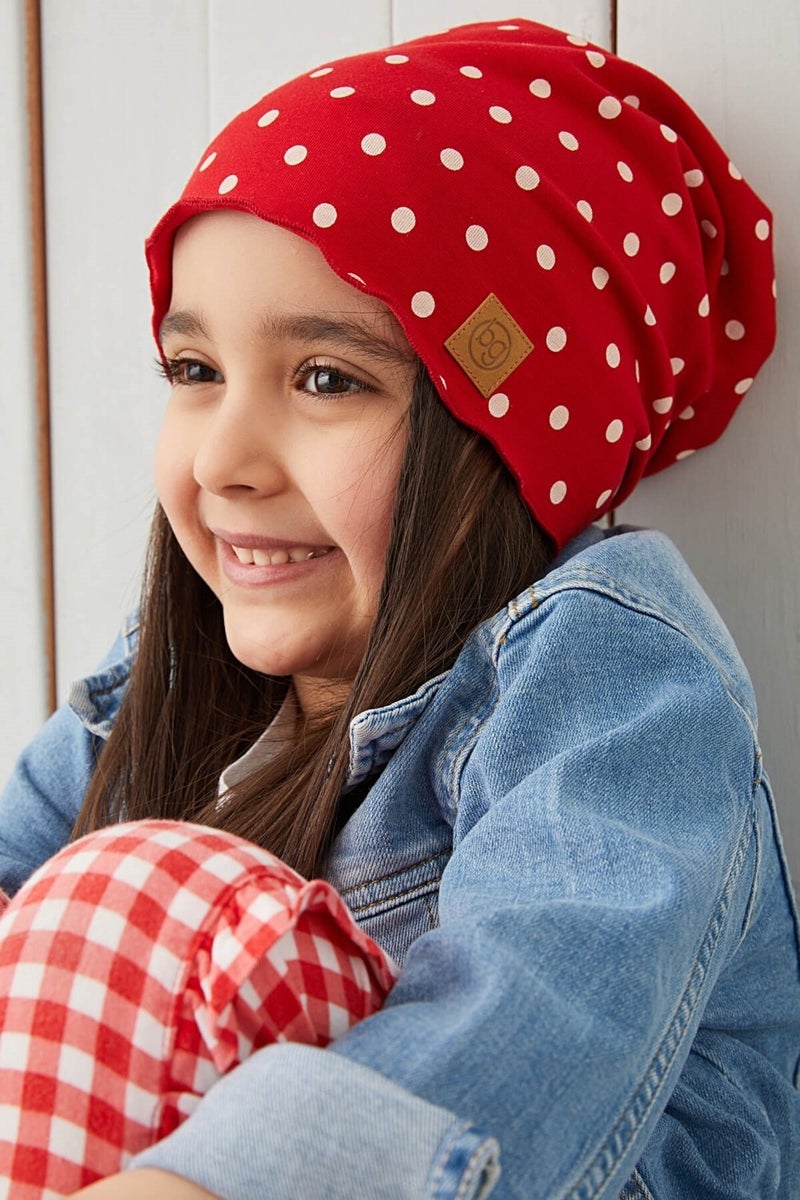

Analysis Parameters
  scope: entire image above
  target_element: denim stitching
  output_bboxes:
[338,850,447,895]
[428,1120,472,1197]
[563,812,754,1199]
[454,1140,501,1200]
[345,876,443,918]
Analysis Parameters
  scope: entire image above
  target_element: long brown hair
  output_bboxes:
[73,367,553,876]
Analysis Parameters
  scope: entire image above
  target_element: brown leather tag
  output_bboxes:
[445,294,533,397]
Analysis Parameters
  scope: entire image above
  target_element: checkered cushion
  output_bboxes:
[0,820,397,1197]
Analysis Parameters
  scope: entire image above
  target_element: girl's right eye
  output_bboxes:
[158,357,223,386]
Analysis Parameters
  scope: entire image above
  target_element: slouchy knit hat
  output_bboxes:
[146,19,776,549]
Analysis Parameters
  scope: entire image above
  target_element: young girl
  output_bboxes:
[1,17,798,1200]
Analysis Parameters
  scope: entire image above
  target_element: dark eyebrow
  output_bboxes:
[159,309,415,369]
[159,307,417,367]
[159,310,210,341]
[261,312,415,368]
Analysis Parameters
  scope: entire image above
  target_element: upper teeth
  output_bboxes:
[231,545,331,566]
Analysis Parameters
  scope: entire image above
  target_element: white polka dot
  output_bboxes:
[546,327,567,352]
[670,357,685,375]
[684,169,704,188]
[755,218,770,241]
[391,207,416,233]
[411,291,435,317]
[497,23,520,30]
[348,272,365,285]
[312,203,338,228]
[310,67,333,77]
[385,54,409,64]
[592,267,609,290]
[567,34,588,46]
[676,449,695,461]
[662,192,683,216]
[460,65,482,78]
[199,151,217,171]
[624,94,640,108]
[599,96,622,119]
[331,86,355,98]
[439,375,448,391]
[586,50,606,68]
[728,161,743,180]
[617,161,634,182]
[537,244,556,270]
[635,434,652,451]
[701,220,718,238]
[606,343,621,369]
[550,480,567,505]
[679,406,695,420]
[660,261,676,284]
[559,131,579,151]
[549,405,569,430]
[660,124,677,142]
[725,320,745,341]
[411,89,435,106]
[698,294,710,318]
[515,165,540,190]
[653,396,673,414]
[284,145,308,165]
[772,278,777,298]
[440,147,464,170]
[735,378,754,395]
[218,174,238,194]
[488,392,509,418]
[490,106,512,123]
[721,260,730,276]
[361,133,386,156]
[634,359,641,383]
[623,232,640,257]
[257,109,280,128]
[529,79,551,98]
[644,305,657,326]
[466,224,489,251]
[577,200,593,221]
[606,418,624,442]
[596,489,613,508]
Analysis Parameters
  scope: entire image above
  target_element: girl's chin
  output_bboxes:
[222,628,361,687]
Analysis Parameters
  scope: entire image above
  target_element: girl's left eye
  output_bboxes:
[298,364,371,396]
[159,358,223,386]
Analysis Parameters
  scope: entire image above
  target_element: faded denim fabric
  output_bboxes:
[2,527,798,1198]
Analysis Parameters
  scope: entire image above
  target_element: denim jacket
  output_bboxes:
[2,526,799,1198]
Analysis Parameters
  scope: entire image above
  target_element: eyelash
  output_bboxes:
[156,356,373,398]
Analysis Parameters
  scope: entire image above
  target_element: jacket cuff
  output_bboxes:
[131,1043,500,1200]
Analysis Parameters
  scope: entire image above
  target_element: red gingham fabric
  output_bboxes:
[0,821,397,1198]
[146,18,776,549]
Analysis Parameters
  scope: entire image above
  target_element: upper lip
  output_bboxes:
[210,527,334,551]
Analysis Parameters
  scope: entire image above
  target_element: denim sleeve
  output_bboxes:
[0,624,134,896]
[133,591,760,1199]
[0,704,100,895]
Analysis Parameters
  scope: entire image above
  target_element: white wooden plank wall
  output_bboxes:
[0,3,47,772]
[3,1,798,881]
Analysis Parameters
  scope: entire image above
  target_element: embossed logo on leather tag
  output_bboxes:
[445,293,533,397]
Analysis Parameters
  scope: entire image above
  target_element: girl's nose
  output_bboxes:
[193,388,285,497]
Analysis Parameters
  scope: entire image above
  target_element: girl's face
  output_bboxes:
[156,211,416,713]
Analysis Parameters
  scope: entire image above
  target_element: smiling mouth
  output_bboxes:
[230,544,334,566]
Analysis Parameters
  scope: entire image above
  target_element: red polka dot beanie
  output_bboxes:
[146,19,776,549]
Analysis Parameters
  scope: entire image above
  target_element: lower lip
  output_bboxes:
[218,540,339,588]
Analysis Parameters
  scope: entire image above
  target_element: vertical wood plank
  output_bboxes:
[0,0,48,781]
[41,0,209,697]
[393,1,610,45]
[208,1,392,131]
[25,0,56,716]
[616,0,800,878]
